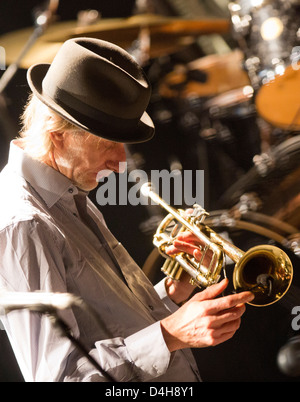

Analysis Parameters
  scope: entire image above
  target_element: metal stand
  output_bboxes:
[48,310,115,382]
[0,0,59,93]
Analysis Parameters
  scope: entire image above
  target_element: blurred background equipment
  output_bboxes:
[0,0,300,382]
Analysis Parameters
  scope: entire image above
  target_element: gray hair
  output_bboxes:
[18,94,83,161]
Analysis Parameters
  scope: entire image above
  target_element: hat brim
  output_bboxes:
[27,63,155,144]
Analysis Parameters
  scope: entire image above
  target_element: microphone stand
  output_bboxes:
[0,1,60,167]
[46,309,115,382]
[1,293,116,382]
[0,0,59,93]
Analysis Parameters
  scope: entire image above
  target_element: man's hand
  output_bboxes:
[164,231,212,304]
[161,279,254,352]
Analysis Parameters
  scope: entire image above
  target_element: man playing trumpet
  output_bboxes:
[0,38,253,382]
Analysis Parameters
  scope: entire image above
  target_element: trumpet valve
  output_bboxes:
[161,259,183,281]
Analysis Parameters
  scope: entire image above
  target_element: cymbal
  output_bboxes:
[42,14,230,41]
[0,14,230,68]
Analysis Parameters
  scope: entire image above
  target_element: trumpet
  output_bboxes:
[141,183,293,307]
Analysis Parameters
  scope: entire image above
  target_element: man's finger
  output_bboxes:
[192,278,229,302]
[205,290,254,314]
[192,279,254,310]
[165,238,201,256]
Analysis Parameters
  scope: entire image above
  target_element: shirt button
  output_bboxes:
[148,305,154,311]
[68,188,74,193]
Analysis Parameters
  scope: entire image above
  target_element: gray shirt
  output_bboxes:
[0,141,201,382]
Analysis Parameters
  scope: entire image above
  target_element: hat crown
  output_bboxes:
[42,38,151,120]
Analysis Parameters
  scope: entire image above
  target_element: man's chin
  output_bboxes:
[75,178,99,192]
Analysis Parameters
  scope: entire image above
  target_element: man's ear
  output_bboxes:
[49,131,65,150]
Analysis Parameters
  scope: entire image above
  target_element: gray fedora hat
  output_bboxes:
[27,37,155,143]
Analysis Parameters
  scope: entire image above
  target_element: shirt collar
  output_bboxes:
[7,140,79,208]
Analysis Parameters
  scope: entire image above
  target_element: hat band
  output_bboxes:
[51,87,141,133]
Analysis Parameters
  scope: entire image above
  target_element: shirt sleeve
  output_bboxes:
[0,219,172,382]
[63,321,171,382]
[154,278,180,313]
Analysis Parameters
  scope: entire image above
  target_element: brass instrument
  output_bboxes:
[141,183,293,307]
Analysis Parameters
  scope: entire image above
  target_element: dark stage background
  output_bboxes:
[0,0,300,382]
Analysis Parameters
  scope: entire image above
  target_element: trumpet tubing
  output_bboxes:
[141,183,293,307]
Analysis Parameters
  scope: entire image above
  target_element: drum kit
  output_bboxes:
[151,0,300,263]
[211,0,300,258]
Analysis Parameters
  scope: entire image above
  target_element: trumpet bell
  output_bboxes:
[233,245,293,307]
[141,183,294,307]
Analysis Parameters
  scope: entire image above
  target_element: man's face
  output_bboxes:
[55,130,127,191]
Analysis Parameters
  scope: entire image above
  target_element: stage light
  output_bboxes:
[260,17,284,41]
